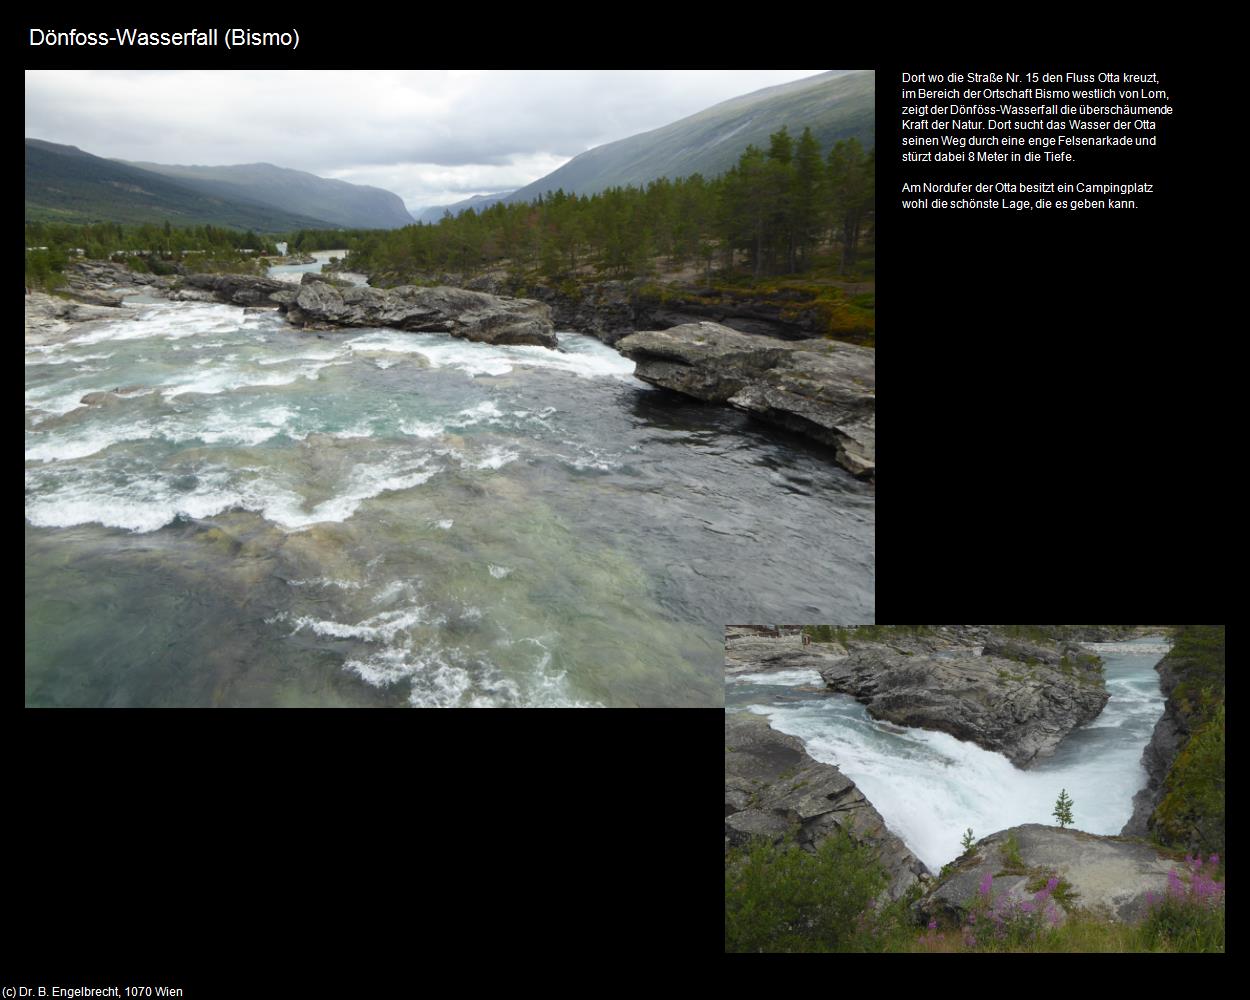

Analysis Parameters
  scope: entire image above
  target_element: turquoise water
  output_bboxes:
[727,637,1169,867]
[26,282,873,706]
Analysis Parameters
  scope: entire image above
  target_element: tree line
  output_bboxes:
[318,126,874,284]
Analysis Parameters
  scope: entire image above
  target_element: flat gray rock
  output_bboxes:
[917,824,1187,926]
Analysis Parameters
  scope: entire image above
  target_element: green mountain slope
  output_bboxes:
[25,139,338,231]
[505,69,874,203]
[123,160,414,229]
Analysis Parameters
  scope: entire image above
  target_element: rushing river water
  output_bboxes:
[725,637,1169,869]
[25,258,874,707]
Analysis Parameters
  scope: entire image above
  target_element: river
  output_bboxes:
[725,636,1169,869]
[25,255,874,707]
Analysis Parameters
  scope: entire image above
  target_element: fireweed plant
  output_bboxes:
[1139,854,1225,952]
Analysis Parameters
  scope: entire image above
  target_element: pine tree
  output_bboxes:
[961,828,975,853]
[1053,789,1074,828]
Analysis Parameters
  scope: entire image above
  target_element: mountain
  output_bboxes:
[25,139,339,231]
[414,191,515,224]
[504,70,874,204]
[123,161,414,229]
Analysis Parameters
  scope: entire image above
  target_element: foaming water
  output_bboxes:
[27,296,873,707]
[727,637,1169,869]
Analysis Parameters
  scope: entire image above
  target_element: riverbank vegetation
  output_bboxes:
[24,220,279,290]
[1152,625,1225,857]
[337,128,873,286]
[726,834,1225,953]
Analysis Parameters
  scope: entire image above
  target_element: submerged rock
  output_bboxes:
[725,712,930,901]
[616,322,874,477]
[915,824,1184,926]
[819,643,1109,768]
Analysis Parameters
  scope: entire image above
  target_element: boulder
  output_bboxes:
[284,281,557,348]
[180,273,292,307]
[819,644,1110,768]
[725,712,930,901]
[916,824,1189,926]
[616,322,874,478]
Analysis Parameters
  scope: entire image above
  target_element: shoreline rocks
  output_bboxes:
[726,711,930,901]
[617,322,874,478]
[25,292,124,339]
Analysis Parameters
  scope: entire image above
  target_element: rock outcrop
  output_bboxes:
[283,277,557,348]
[1122,651,1187,837]
[819,644,1109,768]
[725,712,930,901]
[25,292,122,338]
[179,273,293,307]
[915,824,1185,926]
[65,259,179,297]
[724,629,847,677]
[616,322,874,477]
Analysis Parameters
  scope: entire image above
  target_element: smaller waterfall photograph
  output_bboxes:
[725,625,1225,952]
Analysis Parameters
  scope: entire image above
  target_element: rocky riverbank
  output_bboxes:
[617,322,874,478]
[36,261,872,469]
[915,824,1184,927]
[725,712,930,901]
[30,263,559,350]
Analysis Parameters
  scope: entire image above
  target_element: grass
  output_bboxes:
[727,835,1224,953]
[998,831,1025,870]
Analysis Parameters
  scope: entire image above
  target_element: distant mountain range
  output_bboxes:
[25,139,413,231]
[413,70,874,220]
[28,70,875,234]
[122,160,413,229]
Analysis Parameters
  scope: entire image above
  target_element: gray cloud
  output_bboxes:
[25,70,826,210]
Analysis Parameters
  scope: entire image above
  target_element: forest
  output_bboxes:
[299,127,874,286]
[24,220,278,289]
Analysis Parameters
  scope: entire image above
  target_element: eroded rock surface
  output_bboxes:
[1122,651,1187,837]
[284,278,557,347]
[725,712,930,901]
[616,322,874,477]
[916,824,1184,926]
[819,644,1109,768]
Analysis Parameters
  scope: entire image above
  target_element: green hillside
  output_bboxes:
[123,160,414,229]
[25,139,338,231]
[505,70,874,203]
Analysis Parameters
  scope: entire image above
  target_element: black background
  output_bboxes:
[22,19,1220,982]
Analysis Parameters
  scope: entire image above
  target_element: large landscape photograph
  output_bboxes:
[25,70,876,707]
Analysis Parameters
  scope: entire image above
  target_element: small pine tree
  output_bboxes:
[1053,789,1074,829]
[961,828,975,853]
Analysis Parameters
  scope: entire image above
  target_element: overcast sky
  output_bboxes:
[25,70,826,211]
